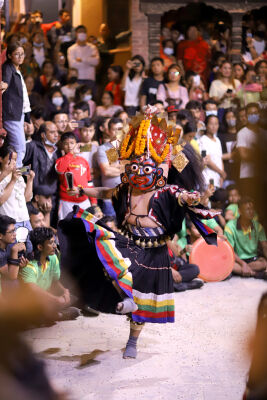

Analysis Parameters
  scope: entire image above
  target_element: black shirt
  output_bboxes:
[140,77,165,105]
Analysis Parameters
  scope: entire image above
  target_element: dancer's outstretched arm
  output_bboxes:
[68,186,114,199]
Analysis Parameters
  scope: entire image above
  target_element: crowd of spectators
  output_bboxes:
[0,8,267,319]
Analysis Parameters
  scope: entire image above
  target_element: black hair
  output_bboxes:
[245,102,260,113]
[238,196,254,209]
[151,100,164,106]
[29,227,54,259]
[74,84,92,103]
[204,114,219,126]
[6,41,24,60]
[203,99,218,110]
[129,55,145,80]
[86,205,101,215]
[52,110,68,120]
[108,117,122,131]
[255,59,267,74]
[73,101,90,113]
[162,39,175,48]
[226,184,239,192]
[32,10,43,17]
[176,109,194,125]
[0,215,16,235]
[41,59,55,74]
[99,215,116,225]
[102,90,114,102]
[79,117,94,128]
[183,121,197,135]
[186,100,202,111]
[27,206,40,217]
[210,188,228,204]
[0,144,16,160]
[150,57,164,65]
[108,65,123,80]
[61,132,77,142]
[75,25,87,32]
[31,106,45,119]
[184,70,197,82]
[47,86,64,101]
[59,9,69,17]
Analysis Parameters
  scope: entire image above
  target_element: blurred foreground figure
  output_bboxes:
[0,286,67,400]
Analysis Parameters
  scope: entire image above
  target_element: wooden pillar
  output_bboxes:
[230,11,243,63]
[147,13,161,63]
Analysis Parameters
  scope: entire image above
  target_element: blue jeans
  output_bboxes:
[3,113,25,167]
[101,199,116,217]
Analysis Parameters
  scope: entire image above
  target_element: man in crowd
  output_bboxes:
[140,57,165,108]
[224,196,267,279]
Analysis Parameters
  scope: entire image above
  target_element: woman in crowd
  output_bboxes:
[24,74,43,108]
[61,67,80,102]
[71,84,96,118]
[209,61,240,118]
[218,108,238,186]
[157,64,189,109]
[121,55,145,116]
[44,87,69,120]
[2,41,31,167]
[185,70,209,103]
[95,91,123,118]
[198,114,225,188]
[236,67,262,107]
[34,59,56,96]
[104,65,124,106]
[31,30,47,69]
[233,63,245,83]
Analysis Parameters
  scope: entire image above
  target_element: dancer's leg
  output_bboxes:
[123,320,144,359]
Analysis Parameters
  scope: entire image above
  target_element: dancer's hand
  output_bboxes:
[181,191,201,206]
[67,186,79,196]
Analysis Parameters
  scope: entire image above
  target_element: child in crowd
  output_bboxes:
[224,184,241,221]
[55,132,97,220]
[19,227,80,321]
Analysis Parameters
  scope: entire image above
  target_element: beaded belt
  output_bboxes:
[118,224,171,248]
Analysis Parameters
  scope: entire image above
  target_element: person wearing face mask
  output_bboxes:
[44,88,69,120]
[203,99,219,118]
[69,84,96,118]
[31,31,47,69]
[23,121,62,227]
[160,39,176,71]
[67,25,99,93]
[243,23,266,65]
[236,103,261,196]
[218,108,239,186]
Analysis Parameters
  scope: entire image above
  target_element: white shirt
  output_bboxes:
[33,46,45,68]
[252,38,265,56]
[67,42,99,81]
[124,76,143,107]
[0,174,29,222]
[198,134,223,187]
[236,127,257,179]
[17,70,31,113]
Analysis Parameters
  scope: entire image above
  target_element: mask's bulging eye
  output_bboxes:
[131,163,139,172]
[143,166,153,174]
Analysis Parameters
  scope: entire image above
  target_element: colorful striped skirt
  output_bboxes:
[58,207,174,324]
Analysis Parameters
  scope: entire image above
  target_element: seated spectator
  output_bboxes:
[0,215,27,295]
[236,67,262,107]
[98,215,118,231]
[186,100,205,138]
[96,117,123,216]
[198,115,225,188]
[24,121,35,143]
[55,132,96,220]
[28,206,46,229]
[72,100,90,121]
[29,189,53,227]
[19,227,80,321]
[30,106,45,133]
[203,99,218,117]
[71,84,95,118]
[44,87,69,120]
[121,55,145,116]
[61,67,79,102]
[224,197,267,278]
[224,184,241,222]
[157,64,189,109]
[105,65,124,106]
[167,105,179,124]
[2,41,31,167]
[140,57,165,109]
[95,90,123,117]
[0,145,34,235]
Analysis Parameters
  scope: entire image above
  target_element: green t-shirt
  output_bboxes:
[224,218,266,260]
[202,218,219,230]
[19,254,60,290]
[225,203,239,219]
[177,219,187,249]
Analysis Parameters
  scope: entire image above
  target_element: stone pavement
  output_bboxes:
[24,277,267,400]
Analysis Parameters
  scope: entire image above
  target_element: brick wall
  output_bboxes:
[131,0,149,66]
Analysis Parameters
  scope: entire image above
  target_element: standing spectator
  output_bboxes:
[243,23,266,64]
[186,100,205,138]
[233,63,245,83]
[185,70,209,103]
[198,115,225,188]
[78,118,99,173]
[157,64,189,109]
[95,91,123,117]
[160,39,177,71]
[209,61,240,116]
[203,99,218,117]
[53,112,69,138]
[33,59,56,96]
[104,65,124,106]
[236,67,262,107]
[177,25,211,84]
[61,67,79,102]
[71,85,95,118]
[96,117,123,216]
[54,52,68,85]
[55,132,96,220]
[31,30,47,69]
[2,42,31,167]
[67,25,99,91]
[121,55,145,116]
[48,9,75,55]
[236,103,260,196]
[140,57,165,108]
[0,145,34,234]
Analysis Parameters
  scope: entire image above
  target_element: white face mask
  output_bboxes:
[163,47,174,56]
[77,32,87,42]
[52,97,64,107]
[227,118,236,127]
[205,110,218,117]
[84,94,92,101]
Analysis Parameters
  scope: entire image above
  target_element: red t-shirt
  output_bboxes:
[104,82,123,105]
[55,153,96,204]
